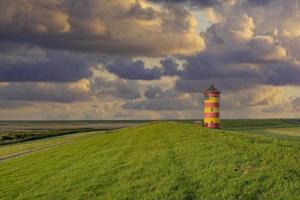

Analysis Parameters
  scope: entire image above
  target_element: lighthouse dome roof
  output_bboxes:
[205,84,220,93]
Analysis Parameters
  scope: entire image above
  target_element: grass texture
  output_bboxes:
[0,122,299,199]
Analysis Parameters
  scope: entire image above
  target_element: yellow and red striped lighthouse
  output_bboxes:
[203,84,220,129]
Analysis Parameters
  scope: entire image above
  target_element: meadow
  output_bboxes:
[221,119,300,142]
[0,120,299,199]
[0,120,145,144]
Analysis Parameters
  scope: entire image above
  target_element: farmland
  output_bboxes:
[0,120,299,199]
[2,119,299,145]
[221,119,300,142]
[0,120,146,144]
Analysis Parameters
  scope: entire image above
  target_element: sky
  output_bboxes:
[0,0,300,120]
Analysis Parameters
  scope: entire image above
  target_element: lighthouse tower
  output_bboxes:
[203,84,220,129]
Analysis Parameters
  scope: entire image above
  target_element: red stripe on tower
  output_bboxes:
[207,93,220,97]
[206,123,219,128]
[204,102,219,107]
[204,113,219,118]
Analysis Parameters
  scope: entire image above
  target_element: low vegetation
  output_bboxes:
[221,119,300,130]
[2,119,299,145]
[0,122,299,199]
[0,120,145,144]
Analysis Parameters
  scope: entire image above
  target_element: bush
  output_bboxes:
[14,134,26,139]
[1,135,13,141]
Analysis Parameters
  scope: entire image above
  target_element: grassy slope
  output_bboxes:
[0,122,299,200]
[221,119,300,142]
[0,120,144,145]
[0,131,100,159]
[233,127,300,142]
[221,119,300,130]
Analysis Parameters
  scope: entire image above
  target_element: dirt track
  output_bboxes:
[0,141,72,163]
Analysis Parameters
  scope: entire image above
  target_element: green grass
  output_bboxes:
[0,122,299,199]
[0,120,145,144]
[233,127,300,142]
[220,119,300,142]
[0,131,101,159]
[221,119,300,130]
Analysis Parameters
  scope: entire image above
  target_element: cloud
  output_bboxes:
[123,87,198,110]
[144,86,164,99]
[0,100,33,110]
[92,77,141,100]
[148,0,222,7]
[0,0,70,34]
[247,0,278,6]
[0,43,48,65]
[203,13,288,63]
[223,86,287,109]
[174,0,300,93]
[105,57,185,80]
[0,47,93,82]
[0,0,205,56]
[291,97,300,111]
[106,59,163,80]
[160,57,182,76]
[175,78,258,93]
[0,80,91,103]
[262,62,300,86]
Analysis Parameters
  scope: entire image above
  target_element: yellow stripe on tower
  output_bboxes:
[204,107,219,112]
[204,118,220,123]
[205,97,219,102]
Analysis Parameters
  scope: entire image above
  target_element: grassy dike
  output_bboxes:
[0,122,299,199]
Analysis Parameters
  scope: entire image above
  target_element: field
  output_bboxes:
[0,120,145,144]
[2,119,299,145]
[221,119,300,142]
[0,120,299,199]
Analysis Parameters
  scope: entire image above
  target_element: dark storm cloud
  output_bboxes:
[160,58,182,76]
[175,77,261,93]
[247,0,277,6]
[149,0,277,8]
[0,43,47,64]
[0,82,90,103]
[176,54,300,93]
[144,86,163,99]
[203,21,288,63]
[175,52,264,92]
[126,2,157,20]
[0,50,92,82]
[123,89,197,111]
[148,0,219,7]
[93,77,141,100]
[106,58,186,80]
[262,62,300,86]
[106,59,163,80]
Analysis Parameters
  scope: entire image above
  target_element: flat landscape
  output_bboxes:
[0,120,146,144]
[0,120,299,199]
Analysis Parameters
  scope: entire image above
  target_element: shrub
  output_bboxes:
[1,135,13,141]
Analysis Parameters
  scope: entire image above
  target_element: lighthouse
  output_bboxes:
[203,84,220,129]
